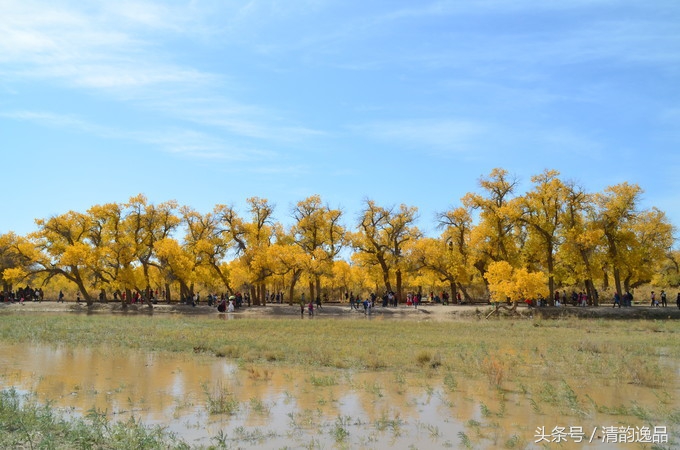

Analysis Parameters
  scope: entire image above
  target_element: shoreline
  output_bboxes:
[2,300,680,319]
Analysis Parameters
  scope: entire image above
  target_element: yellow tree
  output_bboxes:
[436,205,476,302]
[329,260,367,301]
[266,242,309,305]
[180,206,235,296]
[593,183,643,296]
[409,237,461,303]
[86,202,138,301]
[462,168,520,286]
[619,207,674,291]
[351,200,420,302]
[29,211,97,304]
[0,232,35,293]
[216,197,277,304]
[509,169,566,303]
[292,195,345,302]
[125,195,180,302]
[656,249,680,287]
[558,182,603,304]
[154,237,196,299]
[484,260,548,304]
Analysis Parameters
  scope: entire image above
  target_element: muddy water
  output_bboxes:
[0,343,676,449]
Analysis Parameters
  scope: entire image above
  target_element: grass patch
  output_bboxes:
[0,314,678,378]
[202,381,239,415]
[0,388,187,449]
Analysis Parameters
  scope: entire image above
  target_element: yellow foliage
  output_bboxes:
[485,261,515,301]
[60,242,95,267]
[485,261,548,302]
[154,238,196,284]
[3,267,28,284]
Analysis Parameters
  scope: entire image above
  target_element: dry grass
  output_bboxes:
[0,314,678,381]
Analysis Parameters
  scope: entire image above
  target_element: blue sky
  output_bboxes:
[2,0,679,238]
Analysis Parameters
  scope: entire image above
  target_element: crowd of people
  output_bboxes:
[0,285,44,303]
[4,285,680,311]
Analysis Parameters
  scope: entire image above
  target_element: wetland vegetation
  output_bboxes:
[1,313,679,448]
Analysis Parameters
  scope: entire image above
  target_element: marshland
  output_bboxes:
[1,306,678,449]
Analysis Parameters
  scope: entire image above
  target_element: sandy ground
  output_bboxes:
[2,299,680,320]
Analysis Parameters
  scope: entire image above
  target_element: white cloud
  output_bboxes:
[0,0,327,151]
[0,0,212,92]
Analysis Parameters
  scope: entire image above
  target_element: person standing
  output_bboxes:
[676,292,680,310]
[622,291,630,307]
[660,290,667,307]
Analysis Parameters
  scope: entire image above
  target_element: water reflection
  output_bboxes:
[0,343,676,449]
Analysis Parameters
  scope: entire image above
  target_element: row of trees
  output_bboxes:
[1,169,677,306]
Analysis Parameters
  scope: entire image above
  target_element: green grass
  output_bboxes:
[0,388,189,449]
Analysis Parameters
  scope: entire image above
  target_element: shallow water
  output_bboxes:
[0,343,677,449]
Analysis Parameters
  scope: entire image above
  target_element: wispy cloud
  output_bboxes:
[356,119,487,153]
[355,116,606,165]
[1,110,115,136]
[1,110,276,161]
[285,1,680,78]
[152,98,326,143]
[0,0,217,91]
[0,0,325,147]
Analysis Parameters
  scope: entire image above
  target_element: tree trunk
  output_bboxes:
[69,267,93,305]
[249,285,256,306]
[144,285,153,309]
[547,250,555,303]
[178,281,189,302]
[315,275,322,304]
[76,283,93,305]
[124,288,132,307]
[457,283,472,303]
[396,268,403,305]
[377,256,393,294]
[585,279,597,306]
[165,283,171,303]
[450,280,457,304]
[288,270,301,306]
[211,262,234,295]
[623,275,631,293]
[253,285,260,306]
[613,267,622,297]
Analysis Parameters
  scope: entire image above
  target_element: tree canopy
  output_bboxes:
[1,169,676,305]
